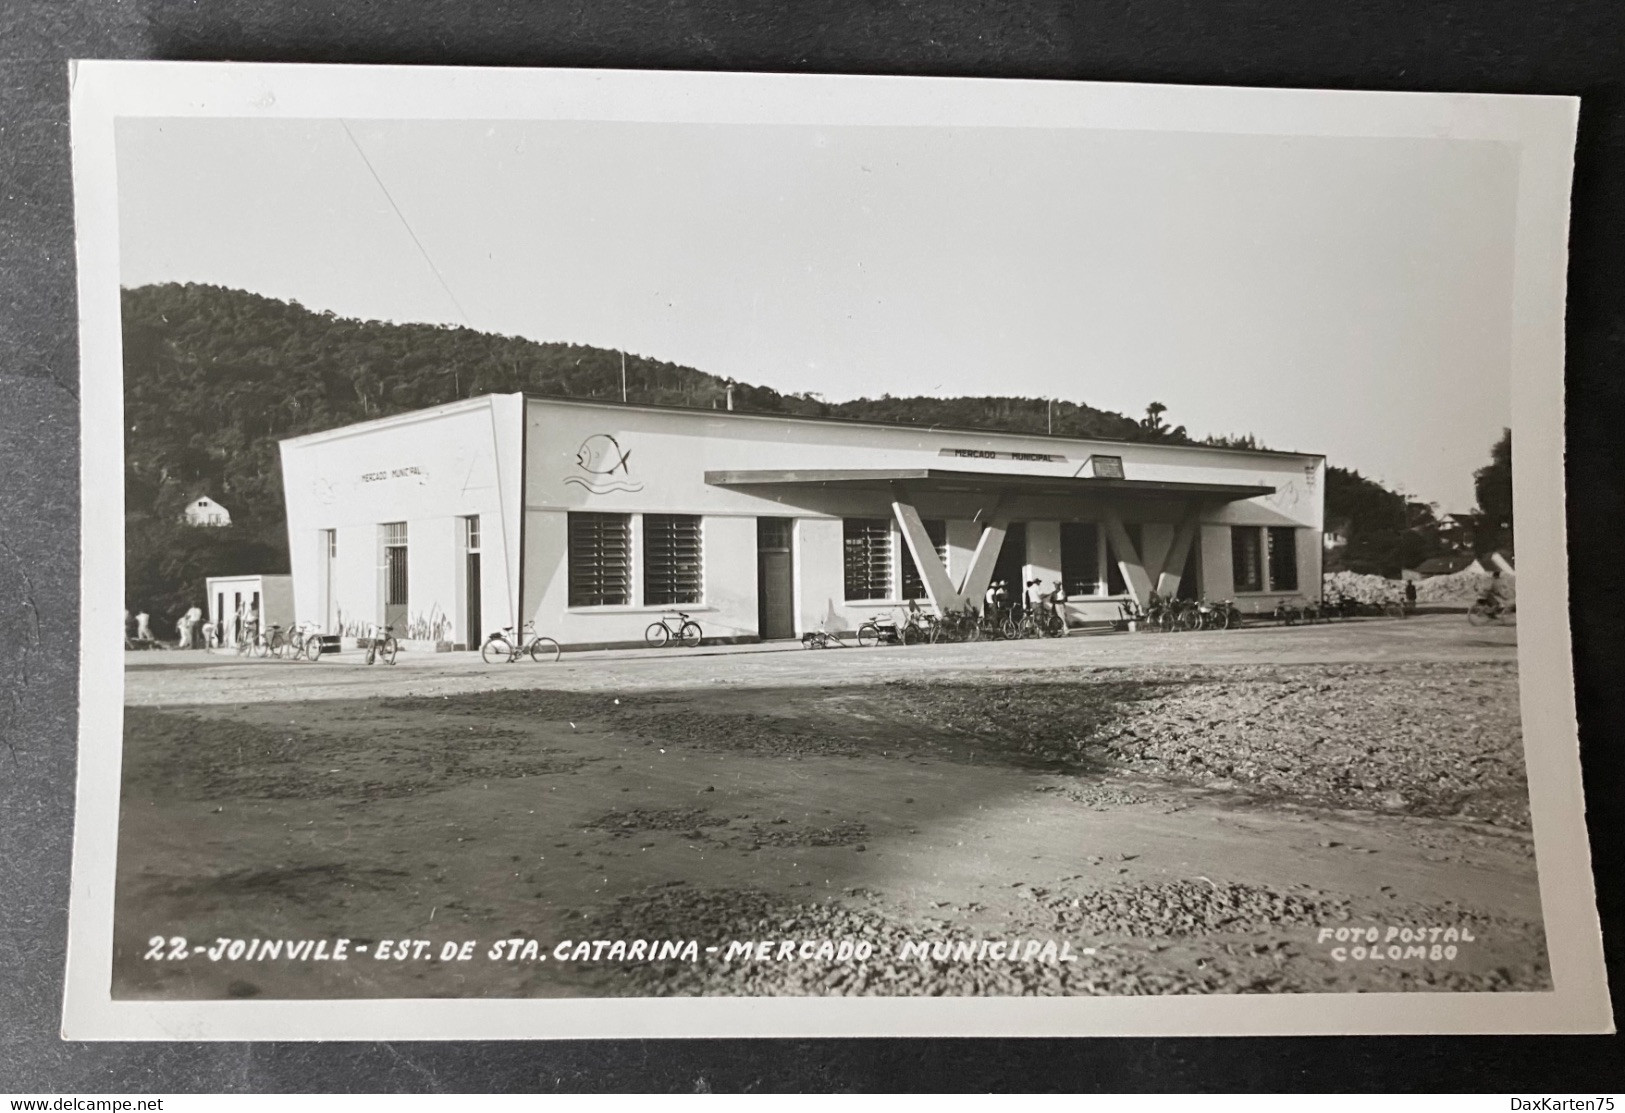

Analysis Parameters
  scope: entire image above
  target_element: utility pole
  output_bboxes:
[620,351,627,402]
[1047,398,1053,435]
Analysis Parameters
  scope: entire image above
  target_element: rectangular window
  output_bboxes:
[568,512,631,606]
[1267,526,1299,592]
[1232,526,1265,593]
[1106,523,1142,596]
[899,519,949,601]
[382,522,408,606]
[843,518,893,600]
[464,515,481,552]
[1060,522,1102,597]
[643,514,703,606]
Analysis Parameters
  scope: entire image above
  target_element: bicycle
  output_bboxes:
[645,611,703,648]
[234,621,261,656]
[288,620,325,660]
[800,627,847,649]
[365,624,399,665]
[1467,595,1517,626]
[859,611,927,646]
[482,620,561,663]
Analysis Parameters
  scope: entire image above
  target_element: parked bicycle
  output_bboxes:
[645,611,703,648]
[235,620,263,657]
[287,620,325,661]
[481,620,561,663]
[365,623,399,665]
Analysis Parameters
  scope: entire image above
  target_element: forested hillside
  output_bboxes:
[121,282,1419,626]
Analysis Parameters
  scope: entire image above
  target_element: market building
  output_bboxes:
[278,394,1325,650]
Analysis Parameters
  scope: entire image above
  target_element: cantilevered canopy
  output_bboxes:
[704,467,1274,502]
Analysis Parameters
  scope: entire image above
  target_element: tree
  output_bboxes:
[1138,401,1187,442]
[1471,428,1513,557]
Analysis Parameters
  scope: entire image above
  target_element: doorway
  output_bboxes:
[990,521,1027,600]
[756,517,795,640]
[464,515,482,649]
[383,522,408,632]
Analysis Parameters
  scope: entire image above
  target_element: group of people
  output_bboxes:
[982,577,1066,623]
[123,601,259,649]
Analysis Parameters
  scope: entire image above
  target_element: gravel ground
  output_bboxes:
[576,882,1547,996]
[878,661,1529,826]
[123,707,592,801]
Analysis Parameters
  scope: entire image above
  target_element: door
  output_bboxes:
[756,517,795,640]
[463,516,482,649]
[383,522,408,632]
[1176,541,1201,600]
[465,553,482,647]
[991,521,1027,602]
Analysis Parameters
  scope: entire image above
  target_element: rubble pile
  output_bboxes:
[1414,568,1507,604]
[1321,571,1405,605]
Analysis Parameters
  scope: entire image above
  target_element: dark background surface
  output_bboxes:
[4,0,1624,1093]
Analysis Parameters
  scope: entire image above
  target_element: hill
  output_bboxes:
[120,282,1413,626]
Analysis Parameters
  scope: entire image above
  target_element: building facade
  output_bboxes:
[279,395,1325,649]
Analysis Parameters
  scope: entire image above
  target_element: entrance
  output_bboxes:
[1175,540,1201,601]
[464,515,482,649]
[990,521,1027,601]
[383,522,408,632]
[756,517,795,640]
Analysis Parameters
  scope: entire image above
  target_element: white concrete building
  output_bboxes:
[205,573,293,646]
[183,495,232,527]
[279,395,1325,649]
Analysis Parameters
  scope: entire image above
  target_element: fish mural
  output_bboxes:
[564,433,645,495]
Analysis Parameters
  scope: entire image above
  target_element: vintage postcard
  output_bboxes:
[63,61,1609,1038]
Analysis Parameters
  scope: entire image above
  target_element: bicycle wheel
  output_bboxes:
[678,621,702,648]
[645,622,670,648]
[305,637,323,662]
[252,636,270,658]
[529,636,561,663]
[269,631,288,658]
[856,622,880,648]
[381,635,399,665]
[481,636,512,664]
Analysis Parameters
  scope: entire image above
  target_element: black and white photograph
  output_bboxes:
[62,62,1608,1039]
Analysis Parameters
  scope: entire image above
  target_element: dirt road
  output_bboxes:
[114,615,1544,998]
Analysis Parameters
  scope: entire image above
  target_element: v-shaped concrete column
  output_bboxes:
[956,496,1014,610]
[1154,508,1203,598]
[1101,507,1153,607]
[891,491,963,613]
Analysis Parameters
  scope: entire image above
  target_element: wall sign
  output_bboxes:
[565,433,645,495]
[939,447,1067,464]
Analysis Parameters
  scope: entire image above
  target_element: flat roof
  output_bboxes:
[705,468,1275,501]
[522,393,1324,463]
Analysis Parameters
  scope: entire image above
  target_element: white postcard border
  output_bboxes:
[63,60,1608,1039]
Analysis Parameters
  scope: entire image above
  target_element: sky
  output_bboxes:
[116,117,1520,511]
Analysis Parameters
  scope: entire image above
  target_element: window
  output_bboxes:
[568,512,631,606]
[1106,523,1142,596]
[464,515,481,552]
[1267,527,1299,592]
[382,522,408,606]
[1232,526,1264,593]
[843,518,893,600]
[643,514,703,605]
[1060,522,1102,597]
[899,519,948,601]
